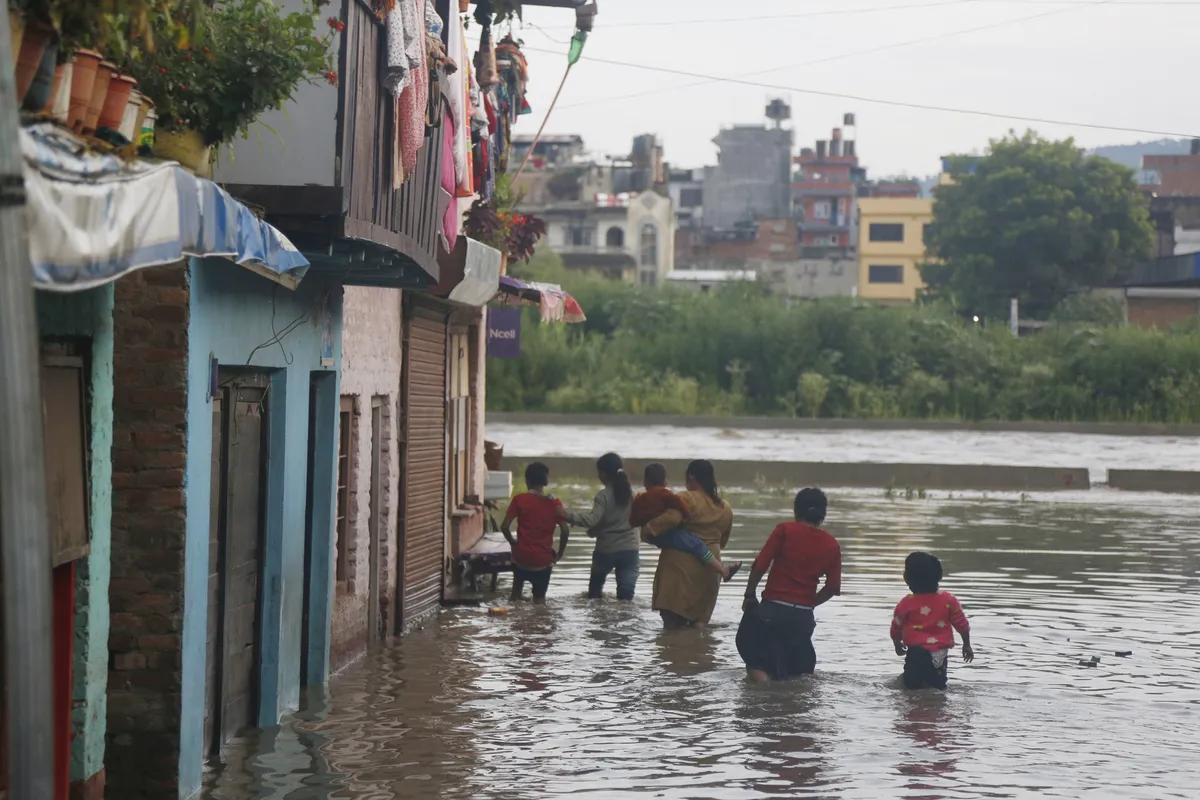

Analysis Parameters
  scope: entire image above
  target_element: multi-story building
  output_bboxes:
[515,135,676,285]
[856,196,934,303]
[703,104,793,232]
[794,124,865,255]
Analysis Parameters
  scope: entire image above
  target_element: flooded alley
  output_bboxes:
[201,488,1200,799]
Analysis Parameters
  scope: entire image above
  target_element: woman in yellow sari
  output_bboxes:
[643,460,734,629]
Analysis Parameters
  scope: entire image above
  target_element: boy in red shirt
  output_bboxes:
[632,463,741,582]
[501,463,569,603]
[890,551,974,689]
[738,488,842,681]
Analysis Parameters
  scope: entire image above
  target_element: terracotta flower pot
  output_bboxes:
[48,61,72,122]
[458,0,469,11]
[153,128,213,177]
[22,39,58,111]
[82,60,116,135]
[68,49,102,132]
[14,20,54,105]
[99,74,136,132]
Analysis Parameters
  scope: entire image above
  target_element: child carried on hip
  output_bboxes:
[632,463,741,582]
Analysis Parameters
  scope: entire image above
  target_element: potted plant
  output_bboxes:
[462,200,544,271]
[127,0,336,175]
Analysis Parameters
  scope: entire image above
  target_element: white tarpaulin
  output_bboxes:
[21,123,309,292]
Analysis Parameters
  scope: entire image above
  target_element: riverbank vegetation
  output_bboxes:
[487,253,1200,424]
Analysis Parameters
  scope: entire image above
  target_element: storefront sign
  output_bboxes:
[487,307,521,359]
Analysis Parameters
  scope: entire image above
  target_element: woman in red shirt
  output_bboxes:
[737,488,842,683]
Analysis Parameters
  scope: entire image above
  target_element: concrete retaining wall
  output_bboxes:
[488,412,1200,438]
[528,457,1090,492]
[1108,469,1200,494]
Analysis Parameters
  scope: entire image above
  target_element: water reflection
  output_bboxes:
[203,489,1200,799]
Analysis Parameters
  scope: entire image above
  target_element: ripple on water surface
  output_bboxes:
[202,489,1200,799]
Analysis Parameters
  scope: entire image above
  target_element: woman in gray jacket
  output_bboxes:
[562,452,640,600]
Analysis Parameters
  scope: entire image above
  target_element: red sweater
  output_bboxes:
[630,486,690,529]
[753,522,842,607]
[890,591,970,651]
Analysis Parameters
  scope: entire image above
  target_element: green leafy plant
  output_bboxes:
[127,0,336,145]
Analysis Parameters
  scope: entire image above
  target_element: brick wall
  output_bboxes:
[106,265,191,797]
[333,287,403,669]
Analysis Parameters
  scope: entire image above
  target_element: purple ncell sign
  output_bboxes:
[487,307,521,359]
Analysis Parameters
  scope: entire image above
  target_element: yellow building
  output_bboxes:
[856,197,934,303]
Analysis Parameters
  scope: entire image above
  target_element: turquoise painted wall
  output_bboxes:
[35,285,116,783]
[179,259,341,798]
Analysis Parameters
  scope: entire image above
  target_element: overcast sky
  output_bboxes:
[479,0,1200,178]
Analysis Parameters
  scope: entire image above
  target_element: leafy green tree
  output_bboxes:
[922,132,1153,320]
[798,372,830,418]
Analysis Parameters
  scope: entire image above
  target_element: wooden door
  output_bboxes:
[206,372,269,755]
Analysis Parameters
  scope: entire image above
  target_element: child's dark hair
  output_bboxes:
[794,487,827,525]
[905,552,943,594]
[525,462,550,489]
[597,452,632,506]
[644,462,668,487]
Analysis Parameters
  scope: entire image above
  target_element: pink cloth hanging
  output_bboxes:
[440,107,459,250]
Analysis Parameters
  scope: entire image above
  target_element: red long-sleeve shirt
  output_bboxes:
[753,522,842,607]
[890,591,970,651]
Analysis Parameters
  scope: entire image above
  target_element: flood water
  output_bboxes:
[202,487,1200,799]
[487,421,1199,479]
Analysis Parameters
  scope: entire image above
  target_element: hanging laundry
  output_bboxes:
[394,0,428,183]
[383,0,422,96]
[424,0,443,37]
[440,108,459,251]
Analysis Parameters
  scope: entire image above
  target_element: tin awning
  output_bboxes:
[21,123,309,292]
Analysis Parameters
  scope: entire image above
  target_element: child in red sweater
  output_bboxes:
[890,552,974,689]
[632,463,741,582]
[501,462,569,603]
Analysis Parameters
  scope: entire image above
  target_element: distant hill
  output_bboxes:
[1089,138,1192,170]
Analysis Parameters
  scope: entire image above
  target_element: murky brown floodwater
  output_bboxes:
[203,488,1200,799]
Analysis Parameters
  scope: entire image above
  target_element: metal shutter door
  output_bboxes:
[400,302,447,627]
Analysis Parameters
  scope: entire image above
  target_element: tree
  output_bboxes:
[921,132,1153,320]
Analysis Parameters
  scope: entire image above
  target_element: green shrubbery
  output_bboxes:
[487,252,1200,423]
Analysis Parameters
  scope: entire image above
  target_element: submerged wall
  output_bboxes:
[526,457,1091,493]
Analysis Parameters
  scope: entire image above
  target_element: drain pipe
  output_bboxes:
[0,11,56,800]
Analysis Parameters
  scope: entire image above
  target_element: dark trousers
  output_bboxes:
[903,646,949,690]
[588,549,639,600]
[736,601,817,680]
[512,565,553,599]
[652,528,714,563]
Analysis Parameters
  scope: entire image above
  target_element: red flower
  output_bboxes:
[184,54,192,61]
[327,16,345,31]
[324,70,339,86]
[160,66,168,73]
